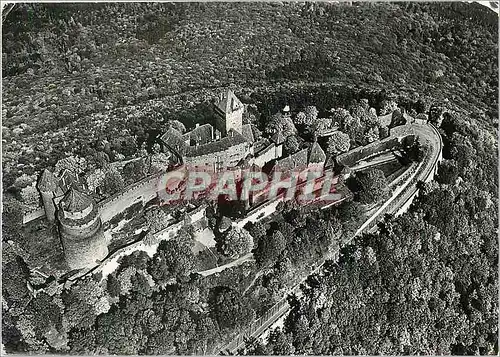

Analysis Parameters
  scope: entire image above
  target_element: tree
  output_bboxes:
[85,168,105,194]
[379,99,398,115]
[147,239,195,283]
[218,227,253,258]
[102,166,124,195]
[303,106,318,125]
[54,155,87,176]
[266,112,297,137]
[144,206,170,234]
[265,328,295,355]
[2,195,24,242]
[245,221,268,247]
[2,254,32,316]
[169,120,186,133]
[364,125,379,144]
[149,152,171,174]
[327,131,350,155]
[336,108,362,142]
[293,111,307,126]
[122,159,146,183]
[130,272,152,296]
[106,273,121,298]
[209,286,254,330]
[353,168,390,204]
[254,230,286,267]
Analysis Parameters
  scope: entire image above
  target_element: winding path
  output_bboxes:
[218,122,443,354]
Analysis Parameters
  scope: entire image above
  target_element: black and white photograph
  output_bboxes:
[1,1,498,355]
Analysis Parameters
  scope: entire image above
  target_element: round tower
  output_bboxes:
[37,169,58,222]
[57,188,108,270]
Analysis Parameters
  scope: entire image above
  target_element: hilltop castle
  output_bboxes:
[36,90,326,270]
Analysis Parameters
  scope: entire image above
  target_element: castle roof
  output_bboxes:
[38,169,58,192]
[182,124,214,146]
[58,169,78,192]
[59,188,93,213]
[161,127,187,154]
[274,148,308,171]
[308,141,326,164]
[241,124,255,143]
[271,131,286,145]
[185,129,248,158]
[215,90,243,115]
[254,138,272,154]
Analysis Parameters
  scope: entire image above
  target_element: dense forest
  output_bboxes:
[2,2,498,355]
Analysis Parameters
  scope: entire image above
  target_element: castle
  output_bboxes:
[37,90,327,270]
[160,90,325,172]
[160,90,255,171]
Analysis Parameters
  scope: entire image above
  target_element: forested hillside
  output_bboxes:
[2,2,497,355]
[2,2,497,188]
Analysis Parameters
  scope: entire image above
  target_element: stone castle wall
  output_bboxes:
[40,192,56,221]
[336,137,402,167]
[98,173,163,222]
[184,141,250,169]
[251,143,278,167]
[60,220,108,270]
[70,204,208,281]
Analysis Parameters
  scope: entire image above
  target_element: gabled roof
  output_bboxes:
[308,141,326,164]
[254,138,272,154]
[58,169,78,192]
[271,131,285,145]
[161,127,187,154]
[182,124,214,146]
[274,148,308,171]
[241,124,255,143]
[185,129,248,158]
[38,169,58,192]
[215,90,243,114]
[59,188,93,213]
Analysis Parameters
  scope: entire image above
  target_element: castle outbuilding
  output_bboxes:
[57,188,108,270]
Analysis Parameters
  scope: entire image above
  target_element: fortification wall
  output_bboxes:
[336,137,401,167]
[235,196,283,228]
[252,143,277,167]
[23,207,46,224]
[70,203,207,281]
[98,173,163,222]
